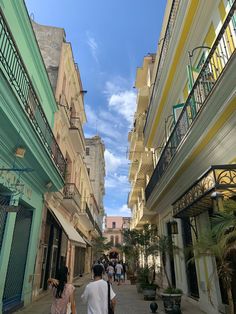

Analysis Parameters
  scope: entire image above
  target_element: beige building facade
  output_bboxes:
[128,54,157,230]
[31,21,102,297]
[103,216,130,260]
[84,136,106,230]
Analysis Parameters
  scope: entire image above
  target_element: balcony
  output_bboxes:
[136,86,149,114]
[63,183,81,213]
[78,202,95,230]
[145,5,236,202]
[59,94,71,125]
[94,220,102,237]
[0,11,66,178]
[173,165,236,219]
[131,200,154,229]
[144,0,181,132]
[69,116,85,153]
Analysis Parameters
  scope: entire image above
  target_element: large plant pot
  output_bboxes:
[136,282,143,293]
[143,287,157,300]
[129,275,137,285]
[161,293,182,313]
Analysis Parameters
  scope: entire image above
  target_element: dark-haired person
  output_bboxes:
[81,264,116,314]
[48,266,76,314]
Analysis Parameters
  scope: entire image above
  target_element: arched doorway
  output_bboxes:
[108,247,120,261]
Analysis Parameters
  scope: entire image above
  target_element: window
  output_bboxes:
[110,235,114,245]
[112,222,116,229]
[115,236,119,245]
[87,168,90,176]
[86,147,90,155]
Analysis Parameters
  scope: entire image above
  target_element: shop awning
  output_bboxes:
[172,164,236,219]
[83,237,92,247]
[49,207,86,248]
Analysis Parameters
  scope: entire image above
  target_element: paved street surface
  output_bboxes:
[16,276,206,314]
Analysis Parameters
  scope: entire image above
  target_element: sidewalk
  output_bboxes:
[16,278,206,314]
[15,273,91,313]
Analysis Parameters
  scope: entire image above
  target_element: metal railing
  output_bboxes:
[0,10,66,177]
[144,0,181,133]
[63,183,81,207]
[146,3,236,201]
[94,220,102,236]
[85,202,95,225]
[70,116,83,131]
[59,93,71,121]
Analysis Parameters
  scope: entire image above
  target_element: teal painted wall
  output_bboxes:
[0,0,65,310]
[0,158,44,310]
[0,0,57,124]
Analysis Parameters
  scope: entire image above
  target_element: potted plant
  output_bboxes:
[149,235,182,312]
[161,287,183,313]
[136,267,148,293]
[136,265,159,299]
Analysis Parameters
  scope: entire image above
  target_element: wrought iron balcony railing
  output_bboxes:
[85,202,95,226]
[0,10,66,177]
[63,183,81,207]
[59,93,71,122]
[94,220,102,237]
[146,3,236,201]
[144,0,181,132]
[70,116,83,131]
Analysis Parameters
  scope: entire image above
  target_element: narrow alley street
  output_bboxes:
[16,277,205,314]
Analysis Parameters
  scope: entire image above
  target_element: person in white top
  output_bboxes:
[106,262,115,283]
[81,264,116,314]
[115,261,123,285]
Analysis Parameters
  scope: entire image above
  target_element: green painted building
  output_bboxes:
[0,1,66,312]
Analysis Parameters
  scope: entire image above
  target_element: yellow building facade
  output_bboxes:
[31,22,102,298]
[129,1,236,313]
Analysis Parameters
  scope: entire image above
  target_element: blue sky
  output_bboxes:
[25,0,167,216]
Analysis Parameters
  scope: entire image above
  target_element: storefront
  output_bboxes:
[0,171,44,313]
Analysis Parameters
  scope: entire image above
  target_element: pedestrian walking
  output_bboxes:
[115,261,123,285]
[106,262,115,283]
[48,266,76,314]
[81,264,116,314]
[122,261,127,282]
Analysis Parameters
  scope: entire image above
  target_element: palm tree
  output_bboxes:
[189,204,236,314]
[91,236,112,260]
[148,235,176,289]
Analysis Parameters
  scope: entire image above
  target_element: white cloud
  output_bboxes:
[108,90,136,124]
[119,204,131,215]
[104,150,126,174]
[104,79,137,125]
[105,204,131,217]
[86,32,98,63]
[85,104,121,139]
[105,173,130,193]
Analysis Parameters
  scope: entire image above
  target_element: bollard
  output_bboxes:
[150,301,158,313]
[170,304,181,313]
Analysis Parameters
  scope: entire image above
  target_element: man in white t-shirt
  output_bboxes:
[115,261,123,285]
[81,264,116,314]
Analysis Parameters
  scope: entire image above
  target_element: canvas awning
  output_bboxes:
[83,237,92,247]
[49,207,86,248]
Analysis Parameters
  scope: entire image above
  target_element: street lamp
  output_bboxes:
[188,46,211,85]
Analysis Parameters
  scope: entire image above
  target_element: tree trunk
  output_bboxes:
[226,285,234,314]
[162,255,171,288]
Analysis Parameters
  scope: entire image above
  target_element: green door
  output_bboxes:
[3,207,33,313]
